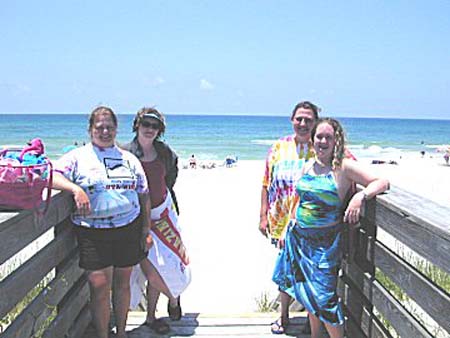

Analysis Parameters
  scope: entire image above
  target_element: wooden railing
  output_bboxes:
[340,186,450,338]
[1,186,449,338]
[0,191,91,338]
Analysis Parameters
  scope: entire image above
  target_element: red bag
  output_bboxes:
[0,146,53,214]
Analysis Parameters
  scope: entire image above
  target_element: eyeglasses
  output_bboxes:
[294,117,314,124]
[140,120,160,130]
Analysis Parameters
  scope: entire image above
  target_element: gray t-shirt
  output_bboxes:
[54,143,148,229]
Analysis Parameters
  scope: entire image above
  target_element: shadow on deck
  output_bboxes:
[82,312,311,338]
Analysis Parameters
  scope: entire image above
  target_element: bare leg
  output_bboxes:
[324,322,344,338]
[139,258,176,303]
[113,266,133,338]
[146,282,161,322]
[309,312,324,338]
[88,268,113,338]
[279,290,290,325]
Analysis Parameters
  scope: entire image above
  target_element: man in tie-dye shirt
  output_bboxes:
[259,101,320,335]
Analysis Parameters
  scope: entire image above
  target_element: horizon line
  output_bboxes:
[0,111,449,121]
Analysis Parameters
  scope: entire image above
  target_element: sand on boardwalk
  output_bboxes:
[153,156,449,315]
[174,161,278,314]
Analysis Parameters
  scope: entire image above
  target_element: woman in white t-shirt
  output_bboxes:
[53,106,152,338]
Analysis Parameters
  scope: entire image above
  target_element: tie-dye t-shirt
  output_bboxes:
[54,143,148,229]
[262,135,314,239]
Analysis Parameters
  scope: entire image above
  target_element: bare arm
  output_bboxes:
[259,187,269,237]
[342,159,390,224]
[52,172,91,216]
[138,193,153,251]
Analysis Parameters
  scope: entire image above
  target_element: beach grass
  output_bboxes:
[375,247,450,338]
[0,262,55,335]
[254,291,277,313]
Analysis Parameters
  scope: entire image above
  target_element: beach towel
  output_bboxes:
[130,190,191,309]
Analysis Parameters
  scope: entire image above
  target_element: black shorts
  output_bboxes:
[74,216,147,270]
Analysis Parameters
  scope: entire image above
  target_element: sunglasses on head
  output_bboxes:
[140,120,160,129]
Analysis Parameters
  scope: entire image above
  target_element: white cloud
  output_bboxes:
[200,79,214,91]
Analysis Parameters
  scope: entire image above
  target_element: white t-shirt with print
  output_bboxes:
[54,143,148,229]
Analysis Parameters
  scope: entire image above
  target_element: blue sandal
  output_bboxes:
[270,319,286,334]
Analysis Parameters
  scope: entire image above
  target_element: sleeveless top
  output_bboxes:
[296,164,343,228]
[142,158,167,208]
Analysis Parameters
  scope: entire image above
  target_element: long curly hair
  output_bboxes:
[311,118,346,169]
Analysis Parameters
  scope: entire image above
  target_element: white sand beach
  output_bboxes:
[154,156,449,314]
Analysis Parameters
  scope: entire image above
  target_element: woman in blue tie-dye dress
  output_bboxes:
[273,118,389,338]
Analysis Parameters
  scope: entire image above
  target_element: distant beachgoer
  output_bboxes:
[123,107,190,335]
[273,118,389,338]
[444,151,450,165]
[189,154,197,169]
[372,159,398,165]
[52,106,151,338]
[225,155,237,167]
[200,161,216,169]
[260,100,320,335]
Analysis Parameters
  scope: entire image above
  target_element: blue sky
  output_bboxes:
[1,1,450,119]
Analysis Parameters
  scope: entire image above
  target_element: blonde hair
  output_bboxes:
[311,118,346,169]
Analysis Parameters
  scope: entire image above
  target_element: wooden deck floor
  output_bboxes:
[83,311,314,338]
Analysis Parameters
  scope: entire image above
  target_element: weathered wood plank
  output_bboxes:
[341,271,392,337]
[0,225,77,319]
[0,211,23,225]
[371,279,433,338]
[1,254,84,338]
[0,191,74,266]
[66,304,91,338]
[345,314,367,338]
[359,306,392,338]
[374,200,450,275]
[345,263,434,338]
[377,186,450,241]
[123,313,310,338]
[373,240,450,333]
[341,274,371,318]
[42,279,90,338]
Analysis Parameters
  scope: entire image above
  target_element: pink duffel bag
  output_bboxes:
[0,139,53,214]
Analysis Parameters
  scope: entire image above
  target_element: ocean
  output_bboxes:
[0,114,449,162]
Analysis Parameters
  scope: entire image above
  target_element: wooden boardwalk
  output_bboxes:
[82,312,314,338]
